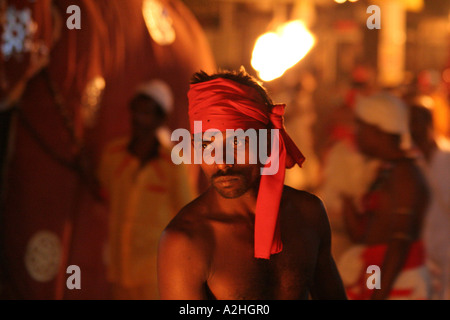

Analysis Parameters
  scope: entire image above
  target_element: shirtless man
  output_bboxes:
[157,69,346,300]
[339,92,430,300]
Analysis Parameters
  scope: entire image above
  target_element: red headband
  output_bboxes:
[188,77,305,259]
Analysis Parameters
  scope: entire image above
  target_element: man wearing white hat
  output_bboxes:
[337,91,431,300]
[98,80,193,299]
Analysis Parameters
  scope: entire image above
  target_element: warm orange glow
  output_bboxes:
[142,0,176,45]
[403,0,424,12]
[251,20,315,82]
[334,0,359,4]
[442,68,450,83]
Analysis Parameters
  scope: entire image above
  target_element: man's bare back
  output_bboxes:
[158,186,346,300]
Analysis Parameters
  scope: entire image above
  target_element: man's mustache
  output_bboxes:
[211,169,244,180]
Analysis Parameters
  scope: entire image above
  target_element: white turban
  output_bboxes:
[355,92,412,150]
[135,79,174,114]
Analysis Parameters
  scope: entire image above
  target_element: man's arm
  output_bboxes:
[370,162,428,300]
[157,227,210,300]
[341,195,369,242]
[309,198,347,300]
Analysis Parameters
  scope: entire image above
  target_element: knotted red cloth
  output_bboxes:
[188,77,305,259]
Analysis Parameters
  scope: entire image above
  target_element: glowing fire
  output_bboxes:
[251,20,315,82]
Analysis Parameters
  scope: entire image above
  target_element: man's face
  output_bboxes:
[355,118,401,157]
[195,132,263,199]
[130,96,164,138]
[355,118,381,156]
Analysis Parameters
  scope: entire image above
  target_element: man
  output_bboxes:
[409,97,450,300]
[317,67,379,263]
[338,92,431,300]
[98,80,193,299]
[157,69,347,300]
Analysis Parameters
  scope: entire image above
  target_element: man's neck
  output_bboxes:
[208,186,259,217]
[128,134,159,164]
[372,142,410,161]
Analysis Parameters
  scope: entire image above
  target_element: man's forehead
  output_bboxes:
[130,95,161,109]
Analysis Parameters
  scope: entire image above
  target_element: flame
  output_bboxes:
[251,20,315,82]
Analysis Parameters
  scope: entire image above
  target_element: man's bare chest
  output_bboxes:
[205,219,318,299]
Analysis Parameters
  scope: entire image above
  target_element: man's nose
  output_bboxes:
[214,142,236,168]
[215,162,233,171]
[213,148,232,169]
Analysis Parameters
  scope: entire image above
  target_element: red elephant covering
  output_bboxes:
[0,0,215,299]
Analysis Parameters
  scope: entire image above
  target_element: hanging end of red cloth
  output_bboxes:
[254,241,283,260]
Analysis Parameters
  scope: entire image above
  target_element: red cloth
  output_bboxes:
[188,78,305,259]
[347,241,426,300]
[362,241,425,271]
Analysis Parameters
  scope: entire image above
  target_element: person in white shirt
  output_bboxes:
[409,97,450,300]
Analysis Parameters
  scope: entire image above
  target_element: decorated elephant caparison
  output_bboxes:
[0,0,215,299]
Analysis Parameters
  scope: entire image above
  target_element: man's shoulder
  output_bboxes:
[283,185,325,210]
[390,158,427,187]
[162,195,210,243]
[159,196,213,267]
[281,186,331,237]
[282,186,328,223]
[385,158,429,204]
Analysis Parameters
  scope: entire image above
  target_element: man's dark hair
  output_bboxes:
[190,68,274,106]
[130,93,167,119]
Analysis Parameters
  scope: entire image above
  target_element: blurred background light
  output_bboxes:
[251,19,315,81]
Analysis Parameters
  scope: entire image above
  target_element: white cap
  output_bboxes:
[355,92,412,150]
[135,79,174,114]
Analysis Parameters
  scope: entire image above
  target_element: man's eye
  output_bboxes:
[232,138,244,147]
[202,143,213,150]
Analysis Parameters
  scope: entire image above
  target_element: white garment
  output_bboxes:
[319,140,380,223]
[421,147,450,299]
[317,140,380,260]
[338,244,431,300]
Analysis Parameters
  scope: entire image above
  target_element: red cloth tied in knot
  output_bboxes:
[188,77,305,259]
[269,105,306,169]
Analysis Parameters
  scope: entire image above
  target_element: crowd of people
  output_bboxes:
[313,67,450,300]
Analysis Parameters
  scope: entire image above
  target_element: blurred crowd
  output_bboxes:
[277,65,450,300]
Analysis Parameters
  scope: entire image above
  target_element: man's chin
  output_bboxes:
[212,182,249,199]
[212,182,259,199]
[213,188,248,199]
